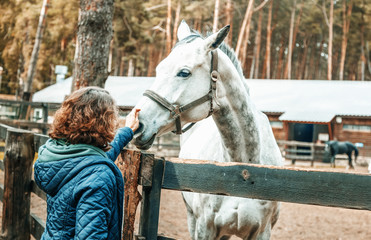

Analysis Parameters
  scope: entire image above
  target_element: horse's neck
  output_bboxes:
[213,70,261,164]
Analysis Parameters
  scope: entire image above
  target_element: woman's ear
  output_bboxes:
[204,25,230,52]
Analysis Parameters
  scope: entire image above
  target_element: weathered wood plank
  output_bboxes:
[30,212,45,240]
[0,184,3,202]
[117,150,142,240]
[0,99,60,108]
[0,119,50,131]
[139,153,155,187]
[284,154,313,160]
[139,156,164,239]
[157,236,176,240]
[285,149,313,154]
[1,128,35,239]
[0,124,12,139]
[30,180,47,201]
[33,133,49,152]
[161,158,371,210]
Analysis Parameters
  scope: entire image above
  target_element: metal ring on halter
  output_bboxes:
[211,70,220,82]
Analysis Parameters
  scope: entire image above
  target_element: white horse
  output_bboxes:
[134,21,283,240]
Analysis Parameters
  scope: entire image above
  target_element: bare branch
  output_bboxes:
[253,0,271,13]
[312,0,330,27]
[146,3,167,11]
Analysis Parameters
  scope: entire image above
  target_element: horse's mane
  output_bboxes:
[174,30,245,80]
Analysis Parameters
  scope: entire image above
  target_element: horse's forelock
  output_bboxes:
[174,30,244,79]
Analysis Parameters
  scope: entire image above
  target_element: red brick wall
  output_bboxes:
[267,114,287,141]
[266,114,371,157]
[332,117,371,157]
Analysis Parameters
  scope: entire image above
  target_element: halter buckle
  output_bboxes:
[172,106,181,119]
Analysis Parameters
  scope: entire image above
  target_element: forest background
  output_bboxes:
[0,0,370,96]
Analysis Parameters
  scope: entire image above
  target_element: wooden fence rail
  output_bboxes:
[0,123,370,239]
[120,149,371,240]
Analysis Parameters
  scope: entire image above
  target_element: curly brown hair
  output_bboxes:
[49,86,119,151]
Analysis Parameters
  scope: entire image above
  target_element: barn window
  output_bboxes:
[270,121,283,128]
[343,124,371,132]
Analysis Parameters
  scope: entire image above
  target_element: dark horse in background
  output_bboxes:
[325,141,359,169]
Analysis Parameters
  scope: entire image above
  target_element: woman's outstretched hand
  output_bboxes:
[125,108,141,132]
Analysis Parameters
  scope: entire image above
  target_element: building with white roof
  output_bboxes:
[33,77,371,156]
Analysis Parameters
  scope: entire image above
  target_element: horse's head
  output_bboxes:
[133,21,230,150]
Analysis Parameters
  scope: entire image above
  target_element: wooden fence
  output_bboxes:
[123,149,371,240]
[0,124,48,239]
[276,140,356,166]
[0,99,133,135]
[0,123,370,239]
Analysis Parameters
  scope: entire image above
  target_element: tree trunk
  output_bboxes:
[286,0,297,79]
[253,10,263,78]
[306,38,316,79]
[108,40,113,74]
[114,48,122,76]
[297,36,309,80]
[213,0,220,33]
[263,0,273,79]
[275,36,285,79]
[73,0,114,90]
[165,0,172,55]
[24,0,50,97]
[283,1,303,79]
[225,0,233,46]
[339,0,353,80]
[127,59,134,77]
[241,19,252,71]
[360,12,365,81]
[249,50,255,79]
[172,1,181,47]
[328,0,334,80]
[147,45,155,77]
[120,54,125,76]
[315,39,325,79]
[235,0,254,58]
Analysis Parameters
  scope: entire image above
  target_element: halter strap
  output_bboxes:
[143,50,219,134]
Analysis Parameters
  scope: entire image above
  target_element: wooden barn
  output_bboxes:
[248,80,371,157]
[32,78,371,157]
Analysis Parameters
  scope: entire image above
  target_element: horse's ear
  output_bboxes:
[177,20,192,41]
[204,25,230,52]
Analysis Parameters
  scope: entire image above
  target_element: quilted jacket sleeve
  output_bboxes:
[106,127,134,161]
[74,166,116,240]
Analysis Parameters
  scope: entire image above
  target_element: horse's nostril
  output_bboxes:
[135,122,144,134]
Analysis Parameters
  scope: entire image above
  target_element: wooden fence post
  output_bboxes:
[1,128,35,240]
[116,150,142,240]
[42,103,49,135]
[138,155,164,239]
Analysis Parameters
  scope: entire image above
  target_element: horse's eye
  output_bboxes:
[177,69,191,78]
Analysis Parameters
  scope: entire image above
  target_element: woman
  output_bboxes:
[34,86,140,239]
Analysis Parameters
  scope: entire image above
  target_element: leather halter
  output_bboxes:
[143,50,219,134]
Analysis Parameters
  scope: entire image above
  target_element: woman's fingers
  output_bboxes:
[125,108,141,131]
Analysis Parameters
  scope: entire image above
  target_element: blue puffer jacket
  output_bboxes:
[34,127,134,240]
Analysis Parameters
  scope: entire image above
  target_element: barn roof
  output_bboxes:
[32,77,72,103]
[32,77,371,122]
[278,111,336,123]
[247,80,371,122]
